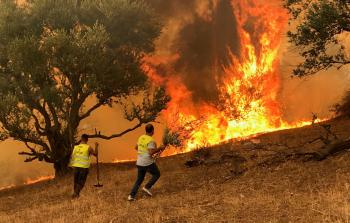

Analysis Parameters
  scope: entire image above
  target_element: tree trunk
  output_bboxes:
[53,154,71,177]
[49,133,74,178]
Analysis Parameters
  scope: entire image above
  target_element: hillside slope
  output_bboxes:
[1,118,350,223]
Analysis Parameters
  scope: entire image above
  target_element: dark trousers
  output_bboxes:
[130,163,160,197]
[73,167,89,196]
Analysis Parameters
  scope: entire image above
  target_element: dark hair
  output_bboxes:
[81,134,89,142]
[145,124,154,134]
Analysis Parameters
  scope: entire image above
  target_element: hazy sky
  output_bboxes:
[0,0,349,187]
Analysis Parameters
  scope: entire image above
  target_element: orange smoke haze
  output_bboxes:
[143,0,342,151]
[0,141,53,188]
[0,0,349,187]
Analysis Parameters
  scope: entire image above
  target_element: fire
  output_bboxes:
[0,175,54,191]
[112,159,134,163]
[24,175,54,185]
[143,1,322,152]
[0,184,16,191]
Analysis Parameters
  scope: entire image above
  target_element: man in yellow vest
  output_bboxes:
[128,124,165,201]
[70,134,98,198]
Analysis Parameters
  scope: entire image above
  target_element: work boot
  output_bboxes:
[142,187,153,196]
[127,195,135,201]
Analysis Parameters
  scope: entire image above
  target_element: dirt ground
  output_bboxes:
[1,118,350,223]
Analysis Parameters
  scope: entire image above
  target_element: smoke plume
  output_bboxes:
[0,0,349,187]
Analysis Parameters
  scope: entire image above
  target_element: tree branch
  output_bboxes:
[32,114,46,136]
[19,136,51,153]
[46,100,60,130]
[87,122,143,140]
[79,100,106,121]
[19,142,53,163]
[17,80,53,130]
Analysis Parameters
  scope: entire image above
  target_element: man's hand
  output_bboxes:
[151,145,166,158]
[94,142,99,156]
[159,145,166,151]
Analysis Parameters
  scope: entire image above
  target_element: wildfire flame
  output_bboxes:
[0,175,54,191]
[0,184,16,191]
[112,159,134,163]
[144,0,321,152]
[24,175,54,185]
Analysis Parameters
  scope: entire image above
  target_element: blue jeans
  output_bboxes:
[130,163,160,197]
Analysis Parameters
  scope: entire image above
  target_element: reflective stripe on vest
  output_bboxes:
[137,135,154,155]
[70,144,90,168]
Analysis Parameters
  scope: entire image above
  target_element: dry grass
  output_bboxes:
[2,118,350,223]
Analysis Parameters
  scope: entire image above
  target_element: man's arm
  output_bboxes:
[89,142,99,157]
[148,142,165,156]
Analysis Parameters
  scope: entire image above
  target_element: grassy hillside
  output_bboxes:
[1,118,350,223]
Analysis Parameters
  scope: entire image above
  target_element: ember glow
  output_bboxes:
[144,0,322,152]
[112,159,134,163]
[0,175,53,191]
[0,184,15,191]
[24,175,54,185]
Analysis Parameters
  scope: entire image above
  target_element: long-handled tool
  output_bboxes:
[94,143,103,188]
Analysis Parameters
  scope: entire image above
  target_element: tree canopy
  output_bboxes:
[285,0,350,76]
[0,0,169,175]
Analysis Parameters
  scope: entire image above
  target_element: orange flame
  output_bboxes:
[0,184,16,191]
[0,175,54,191]
[112,159,134,163]
[143,1,322,152]
[24,175,54,185]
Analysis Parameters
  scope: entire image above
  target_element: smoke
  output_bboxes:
[147,0,240,103]
[1,0,349,187]
[280,67,349,122]
[279,29,350,122]
[0,140,52,188]
[147,0,350,121]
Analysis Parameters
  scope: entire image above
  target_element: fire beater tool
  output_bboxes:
[94,144,103,188]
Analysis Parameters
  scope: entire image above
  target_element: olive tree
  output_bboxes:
[285,0,350,76]
[0,0,169,176]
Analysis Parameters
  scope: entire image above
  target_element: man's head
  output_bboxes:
[81,134,89,143]
[145,124,154,136]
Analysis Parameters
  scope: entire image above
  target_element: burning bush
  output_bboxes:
[162,127,183,147]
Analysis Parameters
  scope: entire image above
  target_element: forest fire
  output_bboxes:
[144,0,322,152]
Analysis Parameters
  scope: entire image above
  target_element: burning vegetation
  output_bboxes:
[0,0,348,188]
[0,175,54,191]
[144,0,323,152]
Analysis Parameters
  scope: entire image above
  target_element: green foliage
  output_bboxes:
[162,127,182,147]
[123,87,170,124]
[0,0,166,172]
[285,0,350,76]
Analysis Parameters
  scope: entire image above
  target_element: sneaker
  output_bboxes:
[128,195,135,201]
[142,187,153,196]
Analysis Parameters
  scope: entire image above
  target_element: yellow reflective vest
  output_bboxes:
[70,144,91,168]
[137,135,155,155]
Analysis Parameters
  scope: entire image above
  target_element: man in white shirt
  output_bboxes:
[128,124,165,201]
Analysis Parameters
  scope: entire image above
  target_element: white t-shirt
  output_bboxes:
[136,141,156,166]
